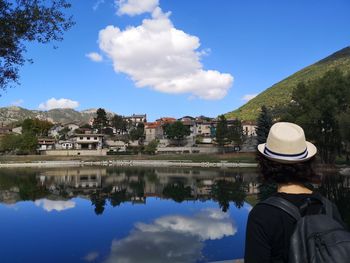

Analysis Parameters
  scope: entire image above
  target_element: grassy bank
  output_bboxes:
[0,152,257,164]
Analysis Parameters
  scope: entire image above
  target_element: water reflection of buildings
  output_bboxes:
[39,168,104,190]
[0,167,259,208]
[0,187,20,205]
[36,167,259,202]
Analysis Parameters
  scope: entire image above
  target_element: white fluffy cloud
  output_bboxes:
[86,52,103,62]
[104,209,236,263]
[117,0,159,16]
[38,98,80,110]
[241,94,258,102]
[35,199,76,212]
[99,7,233,100]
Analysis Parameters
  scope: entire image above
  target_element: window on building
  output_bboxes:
[87,137,90,140]
[79,137,83,140]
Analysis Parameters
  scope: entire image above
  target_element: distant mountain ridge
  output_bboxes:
[225,46,350,121]
[0,106,116,126]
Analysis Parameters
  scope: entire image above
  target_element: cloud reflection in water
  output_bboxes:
[35,199,76,212]
[105,208,236,263]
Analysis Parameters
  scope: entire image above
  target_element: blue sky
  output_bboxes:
[1,0,349,121]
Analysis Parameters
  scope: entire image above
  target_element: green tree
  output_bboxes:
[0,131,37,154]
[216,115,228,149]
[93,108,108,133]
[22,118,53,136]
[227,119,243,146]
[0,0,74,91]
[103,127,114,136]
[256,106,273,145]
[129,122,145,142]
[19,132,37,154]
[279,70,350,163]
[319,173,350,227]
[339,111,350,162]
[58,127,70,140]
[144,139,158,155]
[80,123,92,129]
[0,134,21,153]
[164,121,190,146]
[111,114,128,134]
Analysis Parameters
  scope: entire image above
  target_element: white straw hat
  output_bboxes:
[257,122,317,163]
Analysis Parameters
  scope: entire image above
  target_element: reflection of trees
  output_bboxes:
[211,178,247,212]
[319,173,350,227]
[90,191,107,215]
[0,168,261,215]
[129,180,145,198]
[19,176,48,201]
[162,182,192,203]
[0,171,48,201]
[109,189,128,207]
[145,170,159,183]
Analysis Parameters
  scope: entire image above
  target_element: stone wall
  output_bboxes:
[42,149,108,156]
[157,146,219,154]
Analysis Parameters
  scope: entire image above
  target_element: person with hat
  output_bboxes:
[244,122,343,263]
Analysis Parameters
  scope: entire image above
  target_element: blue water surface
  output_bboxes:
[0,167,254,263]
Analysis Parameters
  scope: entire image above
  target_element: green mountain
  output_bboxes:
[0,106,115,126]
[226,46,350,121]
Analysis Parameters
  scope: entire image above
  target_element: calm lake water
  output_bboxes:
[0,167,259,263]
[1,166,349,263]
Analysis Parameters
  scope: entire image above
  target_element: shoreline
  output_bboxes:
[0,159,258,169]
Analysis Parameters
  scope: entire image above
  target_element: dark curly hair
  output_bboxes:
[257,153,320,185]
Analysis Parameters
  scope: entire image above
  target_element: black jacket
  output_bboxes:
[244,192,343,263]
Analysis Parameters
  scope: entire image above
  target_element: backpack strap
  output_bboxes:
[303,192,334,216]
[321,196,333,217]
[260,196,301,221]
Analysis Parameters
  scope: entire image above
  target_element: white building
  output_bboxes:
[145,122,164,142]
[38,138,56,151]
[124,114,147,125]
[74,134,104,150]
[242,121,257,136]
[105,139,127,152]
[59,141,74,150]
[195,122,213,137]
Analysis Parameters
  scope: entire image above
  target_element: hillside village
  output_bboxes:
[0,108,257,156]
